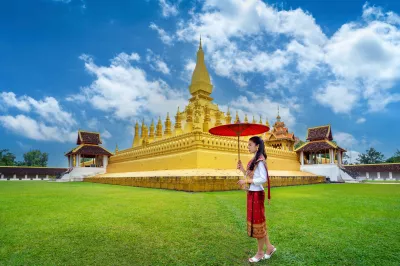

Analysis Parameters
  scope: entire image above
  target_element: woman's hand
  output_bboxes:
[237,179,246,186]
[237,160,245,173]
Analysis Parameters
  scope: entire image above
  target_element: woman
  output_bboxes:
[237,136,276,263]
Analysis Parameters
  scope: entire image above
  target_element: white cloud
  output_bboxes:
[314,81,359,114]
[222,93,299,128]
[174,0,400,114]
[334,132,358,149]
[73,52,188,120]
[158,0,178,17]
[101,130,112,139]
[1,92,76,127]
[146,49,170,75]
[149,23,174,45]
[343,150,361,164]
[0,92,31,112]
[87,118,99,130]
[0,92,77,142]
[0,115,75,143]
[176,0,326,88]
[356,117,366,124]
[181,59,196,82]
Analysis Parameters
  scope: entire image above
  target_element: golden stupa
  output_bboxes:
[87,40,322,191]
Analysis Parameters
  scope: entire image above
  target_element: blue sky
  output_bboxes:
[1,0,400,166]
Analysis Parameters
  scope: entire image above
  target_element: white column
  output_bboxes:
[25,174,28,179]
[35,174,39,179]
[329,149,333,164]
[338,151,342,165]
[13,174,17,179]
[377,172,381,179]
[45,175,49,180]
[76,154,80,167]
[1,174,4,179]
[366,172,369,179]
[389,172,393,179]
[102,156,108,169]
[300,151,304,166]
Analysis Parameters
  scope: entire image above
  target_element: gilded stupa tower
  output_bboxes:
[107,40,301,175]
[189,37,213,102]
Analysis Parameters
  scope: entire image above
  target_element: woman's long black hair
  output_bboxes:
[248,136,267,171]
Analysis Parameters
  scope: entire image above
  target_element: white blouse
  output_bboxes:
[249,161,268,191]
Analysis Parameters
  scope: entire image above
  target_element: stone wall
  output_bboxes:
[84,175,325,192]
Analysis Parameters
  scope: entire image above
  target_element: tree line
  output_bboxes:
[344,148,400,165]
[0,149,48,167]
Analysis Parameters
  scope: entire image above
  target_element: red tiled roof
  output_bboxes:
[77,131,102,145]
[344,163,400,172]
[307,126,332,141]
[295,140,346,152]
[66,145,112,156]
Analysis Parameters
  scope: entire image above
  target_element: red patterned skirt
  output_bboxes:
[247,190,266,238]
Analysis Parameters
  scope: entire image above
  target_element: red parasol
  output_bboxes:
[208,122,270,161]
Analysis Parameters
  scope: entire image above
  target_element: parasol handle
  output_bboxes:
[237,135,240,162]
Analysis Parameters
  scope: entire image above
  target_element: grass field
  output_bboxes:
[1,182,399,265]
[362,180,400,183]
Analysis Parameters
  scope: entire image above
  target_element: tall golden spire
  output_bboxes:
[189,37,213,99]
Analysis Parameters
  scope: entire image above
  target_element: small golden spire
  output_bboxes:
[277,105,281,121]
[225,107,232,124]
[252,115,256,124]
[156,116,163,138]
[115,144,119,154]
[244,114,248,123]
[259,115,262,124]
[149,119,155,138]
[235,111,240,123]
[164,113,172,136]
[175,107,182,129]
[141,118,145,137]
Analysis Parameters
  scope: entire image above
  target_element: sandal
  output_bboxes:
[264,247,277,259]
[249,254,265,263]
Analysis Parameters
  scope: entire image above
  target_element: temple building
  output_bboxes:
[264,108,296,151]
[81,40,327,191]
[60,131,113,181]
[105,40,304,173]
[294,125,350,182]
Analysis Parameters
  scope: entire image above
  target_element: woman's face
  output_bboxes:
[248,140,259,154]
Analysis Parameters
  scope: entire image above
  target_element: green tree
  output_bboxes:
[0,149,16,166]
[294,140,305,150]
[357,148,385,164]
[386,149,400,163]
[22,150,48,167]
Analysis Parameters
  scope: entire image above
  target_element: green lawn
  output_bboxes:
[0,182,399,266]
[362,180,400,183]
